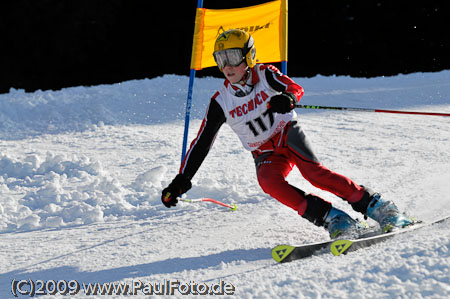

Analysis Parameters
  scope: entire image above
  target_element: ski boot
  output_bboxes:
[365,193,414,232]
[301,193,366,239]
[324,207,366,239]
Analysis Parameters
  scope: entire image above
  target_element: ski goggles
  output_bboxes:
[213,48,245,69]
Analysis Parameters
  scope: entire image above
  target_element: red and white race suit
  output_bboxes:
[180,64,364,216]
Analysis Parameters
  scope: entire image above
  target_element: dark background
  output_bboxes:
[1,0,449,94]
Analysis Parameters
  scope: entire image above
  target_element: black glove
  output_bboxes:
[268,93,296,113]
[161,174,192,208]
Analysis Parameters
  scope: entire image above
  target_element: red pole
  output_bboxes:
[374,109,450,117]
[295,104,450,117]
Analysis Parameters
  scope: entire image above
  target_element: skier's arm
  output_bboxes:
[265,65,304,100]
[264,65,304,113]
[161,98,226,208]
[179,98,226,179]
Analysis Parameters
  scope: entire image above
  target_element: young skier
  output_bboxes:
[161,29,413,238]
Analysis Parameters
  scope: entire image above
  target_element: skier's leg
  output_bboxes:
[294,158,365,203]
[255,151,331,219]
[255,151,363,238]
[286,120,365,203]
[255,152,307,213]
[284,120,412,231]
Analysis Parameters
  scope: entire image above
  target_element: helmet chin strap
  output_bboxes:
[237,68,250,86]
[232,67,254,97]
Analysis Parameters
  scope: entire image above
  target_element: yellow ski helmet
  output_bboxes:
[213,29,256,70]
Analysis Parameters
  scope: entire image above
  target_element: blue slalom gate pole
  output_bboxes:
[281,60,287,75]
[181,69,196,163]
[181,0,204,164]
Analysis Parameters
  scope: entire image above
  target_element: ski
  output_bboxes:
[330,214,450,256]
[272,215,450,263]
[272,227,379,263]
[272,240,334,263]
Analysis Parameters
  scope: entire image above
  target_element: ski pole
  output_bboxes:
[295,104,450,117]
[180,198,237,211]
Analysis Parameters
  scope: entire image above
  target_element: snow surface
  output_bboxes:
[1,71,450,298]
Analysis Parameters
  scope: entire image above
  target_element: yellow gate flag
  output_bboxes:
[190,0,287,70]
